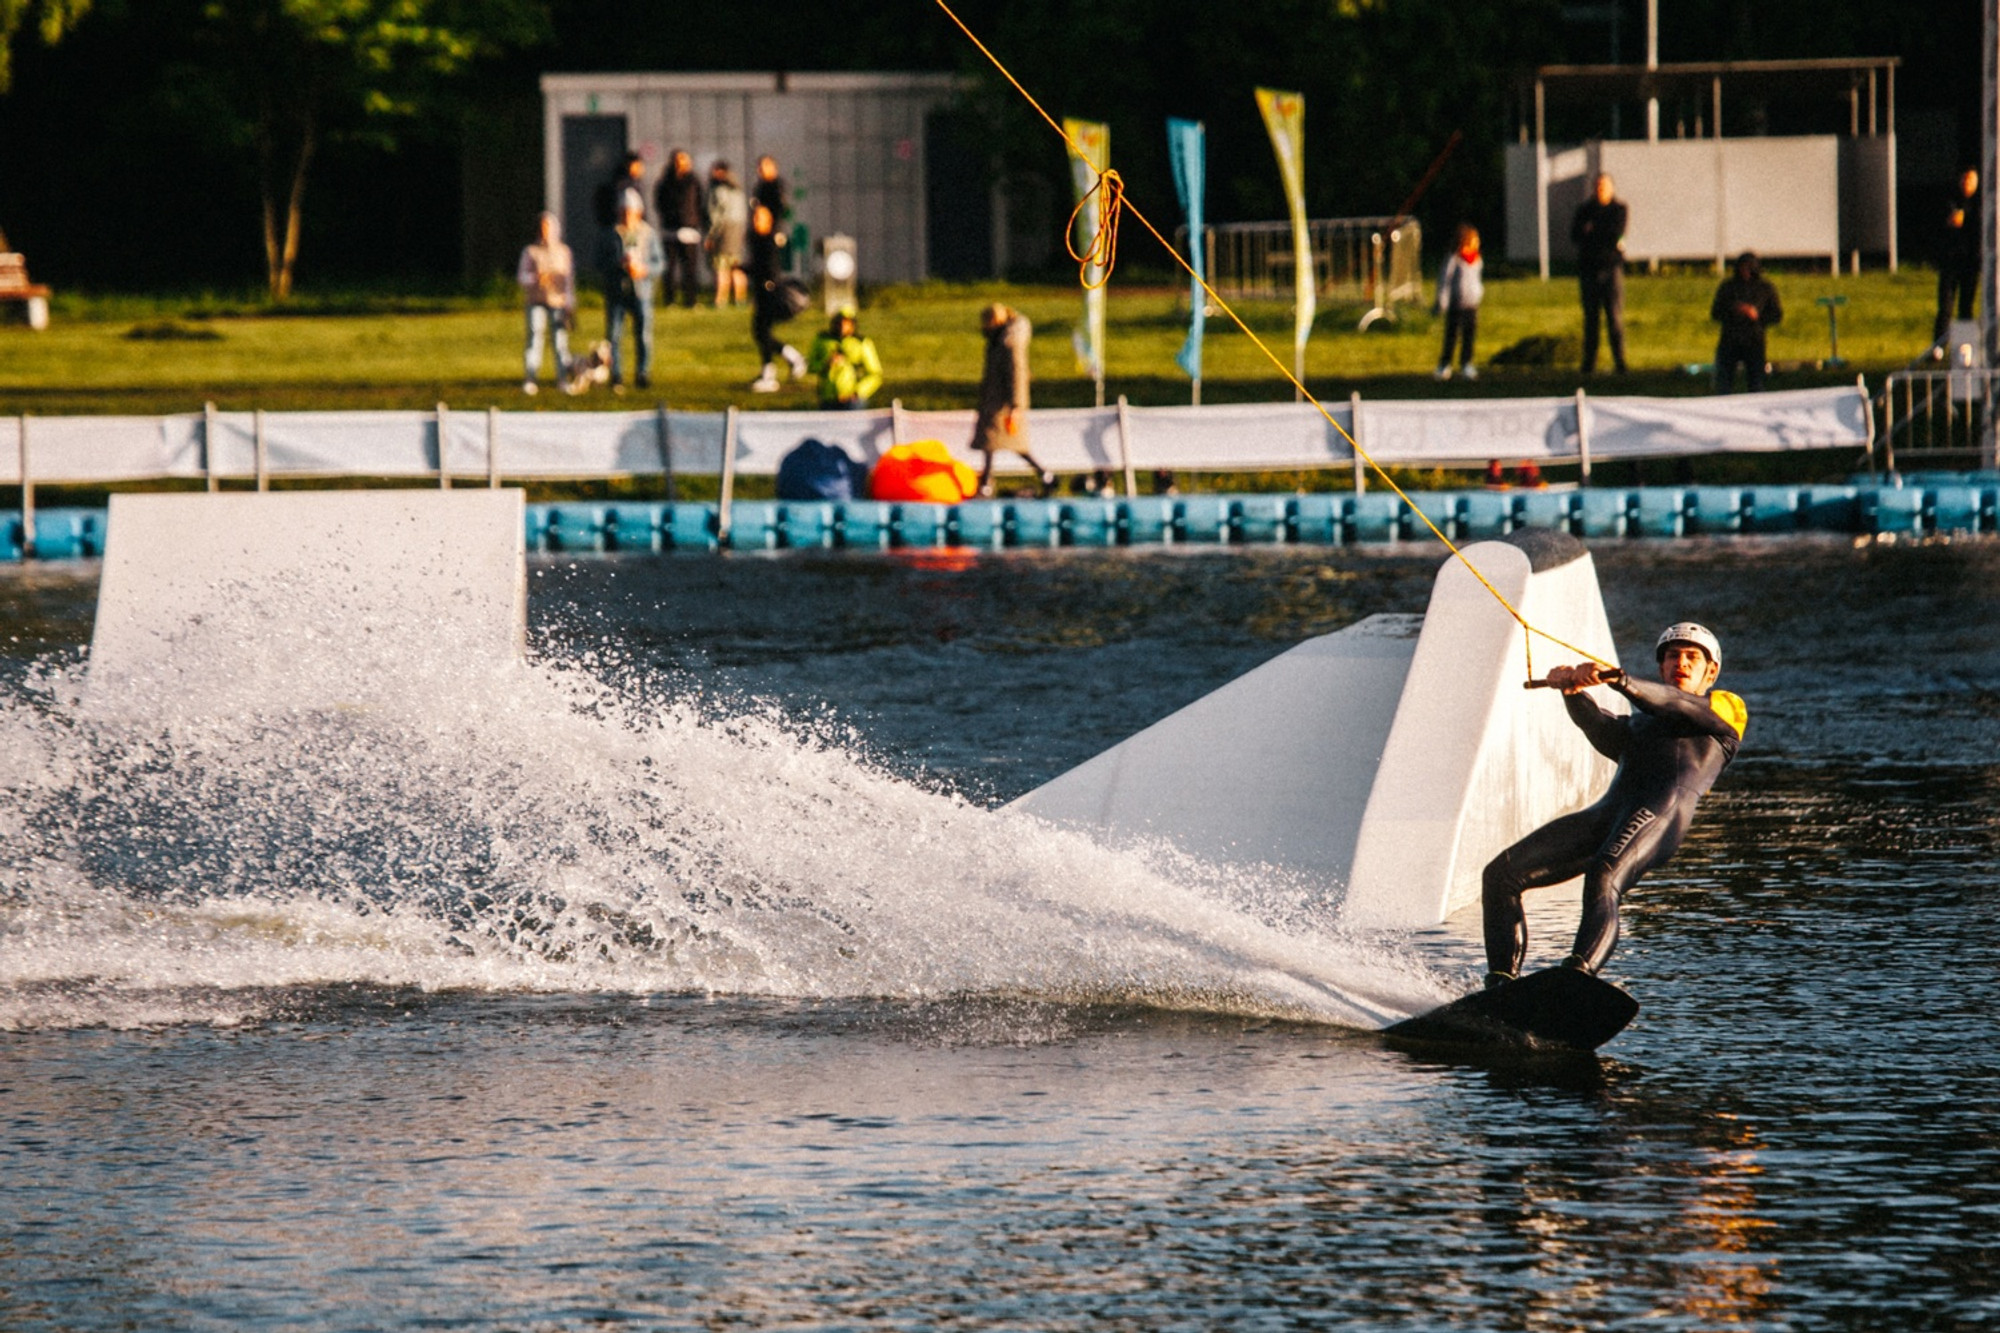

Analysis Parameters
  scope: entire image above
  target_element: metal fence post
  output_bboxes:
[718,405,739,545]
[436,401,451,489]
[1576,387,1592,485]
[487,407,502,488]
[1115,394,1137,497]
[655,404,674,501]
[1350,391,1366,494]
[18,414,32,560]
[203,401,219,492]
[254,408,269,492]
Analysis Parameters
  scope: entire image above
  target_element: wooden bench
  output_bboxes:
[0,253,51,330]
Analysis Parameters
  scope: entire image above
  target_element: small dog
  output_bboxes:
[563,341,613,396]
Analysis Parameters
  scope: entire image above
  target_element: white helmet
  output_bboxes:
[1655,622,1721,668]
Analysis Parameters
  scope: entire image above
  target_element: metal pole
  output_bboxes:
[1115,394,1137,497]
[655,404,674,501]
[1886,63,1898,272]
[203,401,219,492]
[1576,387,1593,485]
[18,414,32,560]
[1645,0,1659,142]
[488,407,502,489]
[719,405,739,545]
[254,408,268,491]
[1861,374,1877,476]
[1985,0,1999,426]
[1349,391,1365,494]
[436,401,451,489]
[1536,78,1550,281]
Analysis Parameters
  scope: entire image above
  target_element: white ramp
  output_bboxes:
[1342,535,1620,928]
[1009,613,1422,882]
[88,490,526,711]
[1012,532,1620,930]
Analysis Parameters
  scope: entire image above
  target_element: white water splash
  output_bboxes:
[0,648,1446,1032]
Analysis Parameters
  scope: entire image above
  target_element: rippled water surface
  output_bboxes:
[3,536,1997,1331]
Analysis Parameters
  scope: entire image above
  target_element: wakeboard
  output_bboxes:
[1384,966,1638,1053]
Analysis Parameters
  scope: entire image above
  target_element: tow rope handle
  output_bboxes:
[1524,668,1626,691]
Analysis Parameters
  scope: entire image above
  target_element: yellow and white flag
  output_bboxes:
[1063,117,1110,387]
[1254,88,1313,383]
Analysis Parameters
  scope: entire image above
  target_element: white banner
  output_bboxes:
[0,385,1868,485]
[1584,386,1872,457]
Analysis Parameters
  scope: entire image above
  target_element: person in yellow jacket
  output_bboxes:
[806,306,883,409]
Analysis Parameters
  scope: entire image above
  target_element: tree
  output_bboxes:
[0,0,91,91]
[186,0,546,299]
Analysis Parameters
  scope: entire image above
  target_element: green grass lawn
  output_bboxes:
[0,265,1936,418]
[0,265,1937,499]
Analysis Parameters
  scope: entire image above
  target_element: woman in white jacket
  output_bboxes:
[1435,223,1484,381]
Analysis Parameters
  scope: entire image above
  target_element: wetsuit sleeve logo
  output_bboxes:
[1709,690,1747,738]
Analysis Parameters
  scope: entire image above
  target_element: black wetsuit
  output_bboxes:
[1483,676,1746,977]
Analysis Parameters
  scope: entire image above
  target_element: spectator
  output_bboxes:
[597,195,663,392]
[1933,167,1981,355]
[1571,172,1629,374]
[654,149,706,310]
[1710,251,1782,393]
[707,160,749,308]
[1435,223,1484,381]
[594,151,648,230]
[752,154,788,225]
[516,211,575,396]
[972,303,1053,497]
[807,305,883,409]
[747,200,806,392]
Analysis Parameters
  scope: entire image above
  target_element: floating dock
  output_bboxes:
[4,474,1995,560]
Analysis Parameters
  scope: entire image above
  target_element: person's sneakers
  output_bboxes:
[610,380,628,396]
[521,379,538,396]
[781,344,808,380]
[750,371,781,393]
[1484,970,1518,991]
[1037,469,1057,495]
[1433,365,1451,381]
[1461,364,1479,381]
[636,374,652,390]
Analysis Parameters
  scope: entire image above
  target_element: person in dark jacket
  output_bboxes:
[594,151,648,230]
[1570,172,1629,374]
[654,149,706,310]
[751,154,788,224]
[596,196,664,392]
[746,200,806,391]
[1933,167,1981,353]
[1482,624,1746,986]
[1710,252,1783,393]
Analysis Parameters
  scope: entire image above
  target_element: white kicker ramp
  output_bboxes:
[1012,532,1621,930]
[88,490,526,711]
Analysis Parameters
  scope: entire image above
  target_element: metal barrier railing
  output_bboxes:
[1879,369,2000,473]
[1174,218,1424,316]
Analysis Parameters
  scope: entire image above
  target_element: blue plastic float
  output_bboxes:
[6,477,1998,562]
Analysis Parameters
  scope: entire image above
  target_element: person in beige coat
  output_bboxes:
[972,303,1053,497]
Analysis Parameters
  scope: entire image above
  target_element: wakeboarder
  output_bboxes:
[1481,623,1747,987]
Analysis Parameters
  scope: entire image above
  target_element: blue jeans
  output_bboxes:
[524,304,572,382]
[606,295,654,384]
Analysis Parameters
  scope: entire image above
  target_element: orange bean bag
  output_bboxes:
[867,440,979,503]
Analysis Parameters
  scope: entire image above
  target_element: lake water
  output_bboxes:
[2,535,1997,1330]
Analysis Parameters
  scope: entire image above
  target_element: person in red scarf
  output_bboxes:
[1435,224,1484,381]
